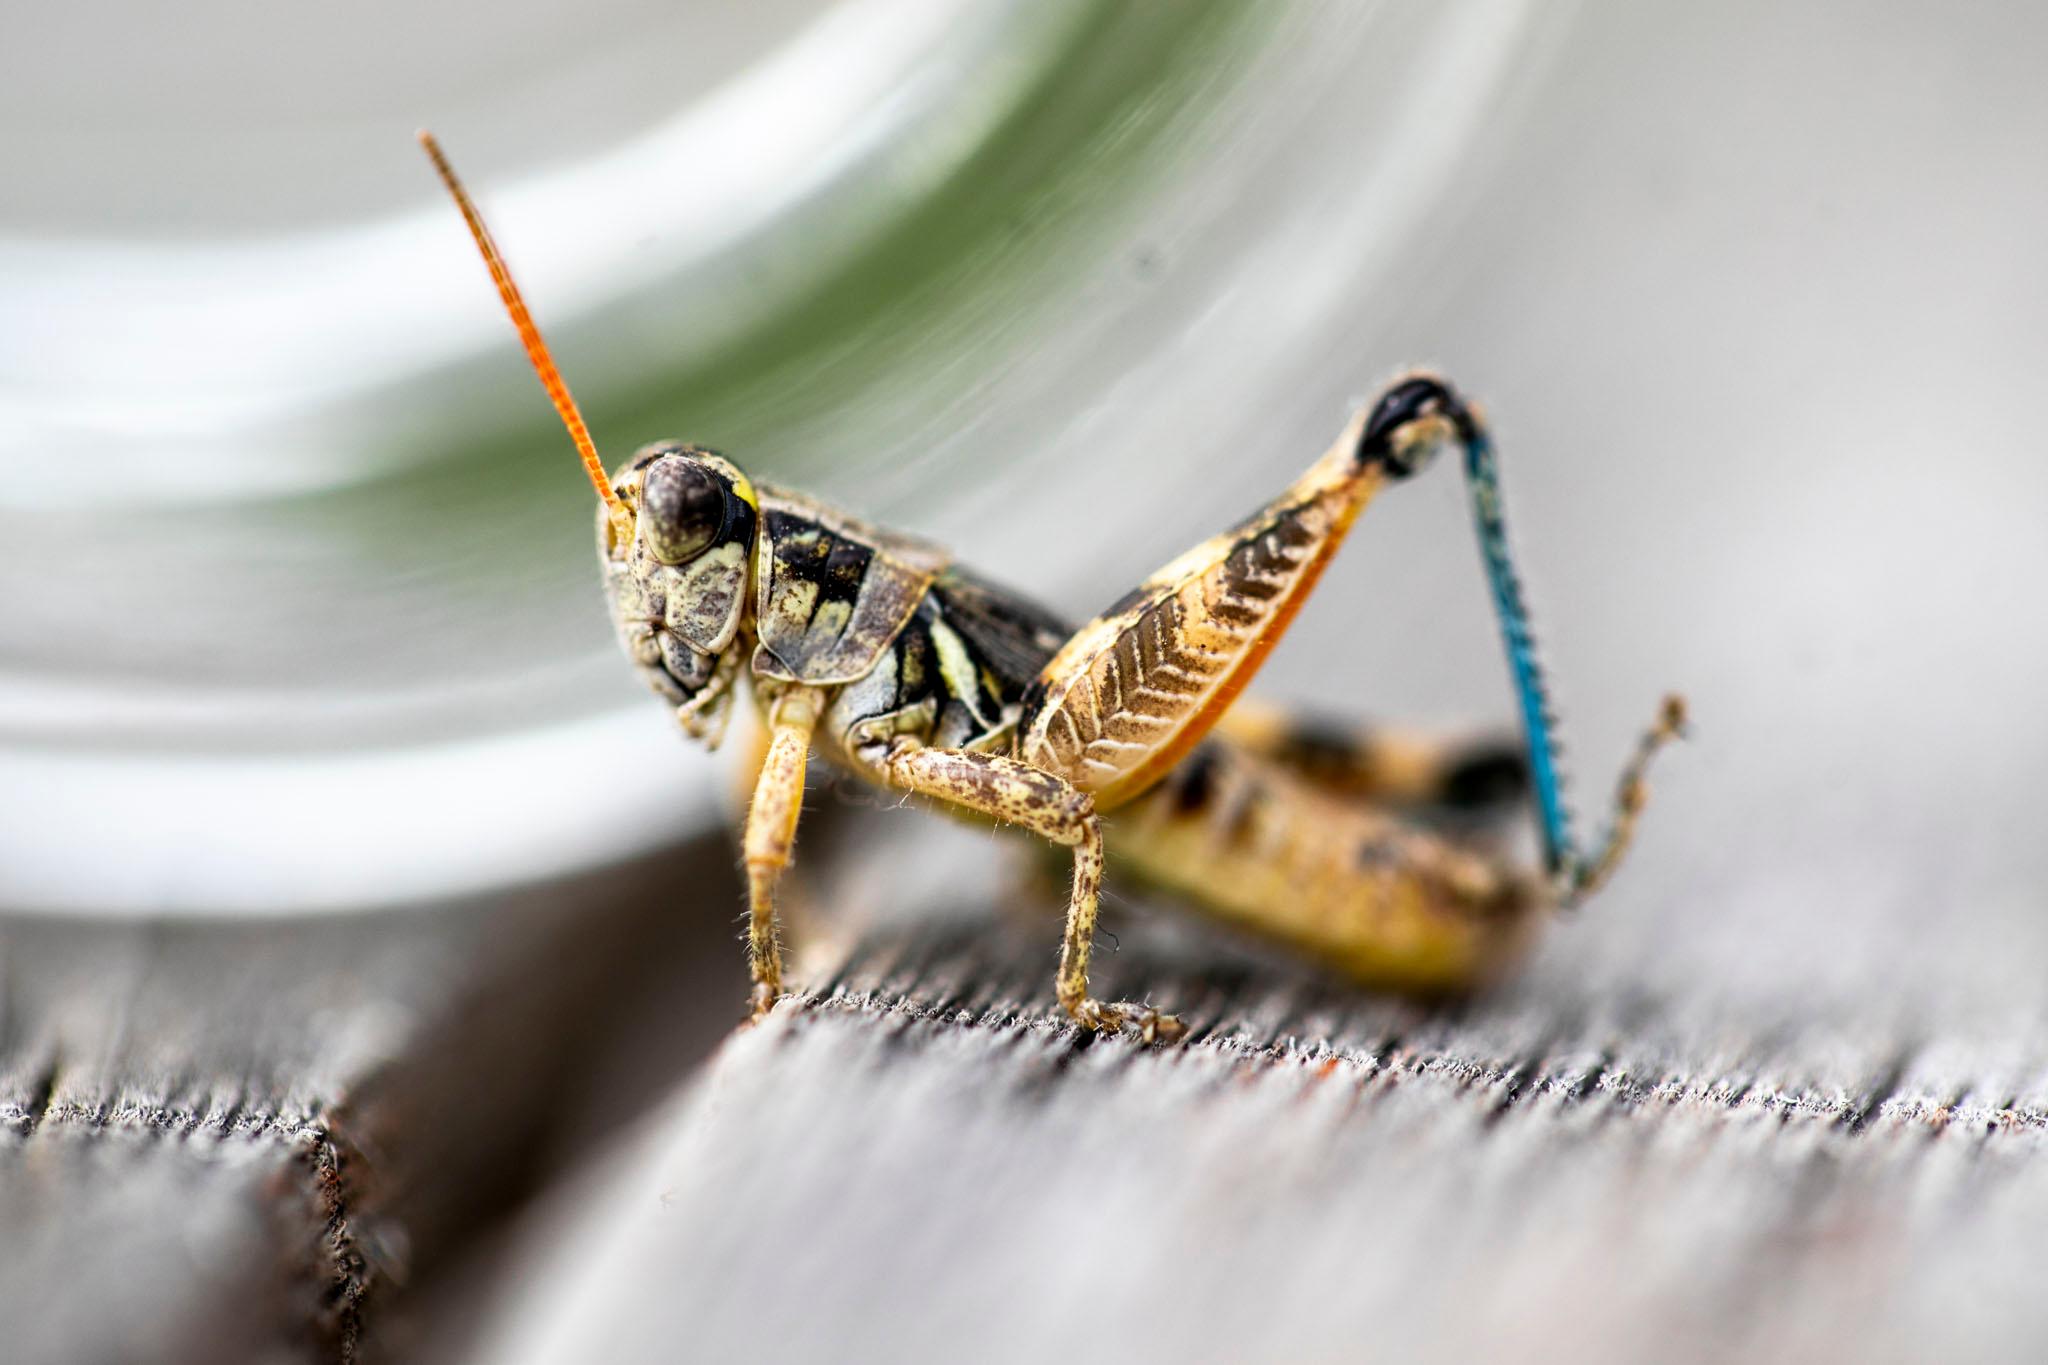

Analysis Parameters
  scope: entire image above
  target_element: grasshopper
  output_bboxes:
[420,134,1684,1044]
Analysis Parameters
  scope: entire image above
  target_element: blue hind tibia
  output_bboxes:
[1449,390,1687,907]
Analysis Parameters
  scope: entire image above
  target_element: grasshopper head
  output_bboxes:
[602,444,762,746]
[603,444,759,568]
[416,134,765,747]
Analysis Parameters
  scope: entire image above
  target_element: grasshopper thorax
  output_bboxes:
[602,443,762,746]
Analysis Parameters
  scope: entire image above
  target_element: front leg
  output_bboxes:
[742,684,828,1017]
[882,745,1185,1044]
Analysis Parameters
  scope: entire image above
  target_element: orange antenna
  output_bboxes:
[417,130,632,542]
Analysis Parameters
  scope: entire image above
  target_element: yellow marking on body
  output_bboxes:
[930,617,997,729]
[666,540,751,653]
[1214,697,1289,750]
[811,598,852,642]
[694,453,759,514]
[752,490,943,685]
[1112,739,1542,992]
[767,579,819,635]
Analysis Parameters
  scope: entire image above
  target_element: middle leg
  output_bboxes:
[881,744,1185,1043]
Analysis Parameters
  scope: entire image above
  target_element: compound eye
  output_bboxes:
[640,456,728,564]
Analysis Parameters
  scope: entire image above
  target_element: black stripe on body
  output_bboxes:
[837,592,1034,754]
[753,501,939,685]
[820,536,871,609]
[1438,745,1529,810]
[1148,740,1260,847]
[894,608,936,705]
[1167,743,1219,813]
[1262,714,1530,819]
[765,509,875,618]
[928,569,1071,699]
[1267,716,1377,783]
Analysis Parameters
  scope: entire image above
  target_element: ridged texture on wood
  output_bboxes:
[472,896,2048,1365]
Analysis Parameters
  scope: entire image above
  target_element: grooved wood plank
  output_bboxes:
[454,832,2048,1365]
[0,840,745,1365]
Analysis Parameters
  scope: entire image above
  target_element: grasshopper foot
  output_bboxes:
[748,980,780,1022]
[1133,1007,1188,1046]
[1069,998,1186,1046]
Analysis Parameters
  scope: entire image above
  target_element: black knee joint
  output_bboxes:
[1354,375,1477,478]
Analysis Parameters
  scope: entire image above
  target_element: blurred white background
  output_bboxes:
[8,9,2048,1361]
[2,0,2045,1039]
[0,2,1548,910]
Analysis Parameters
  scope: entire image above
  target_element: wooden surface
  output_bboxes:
[0,840,746,1365]
[9,779,2048,1365]
[430,798,2048,1365]
[10,7,2048,1361]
